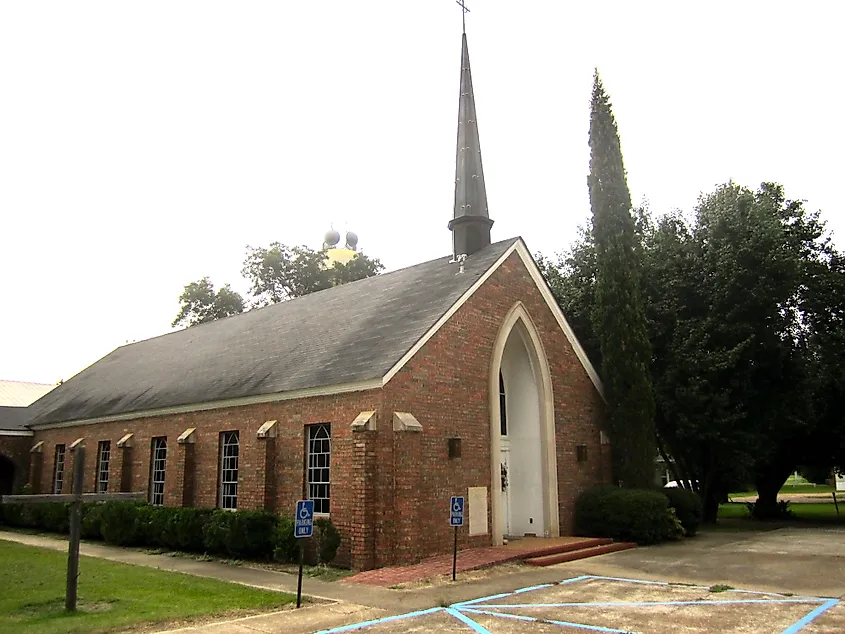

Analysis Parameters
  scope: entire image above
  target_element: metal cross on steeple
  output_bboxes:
[455,0,470,33]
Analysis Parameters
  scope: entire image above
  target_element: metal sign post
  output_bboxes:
[0,444,145,612]
[449,496,464,581]
[294,499,314,608]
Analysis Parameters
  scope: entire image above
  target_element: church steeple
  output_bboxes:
[448,32,493,258]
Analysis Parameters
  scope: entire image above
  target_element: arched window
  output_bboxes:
[499,371,507,436]
[308,423,332,514]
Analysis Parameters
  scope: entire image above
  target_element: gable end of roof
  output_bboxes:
[381,238,604,399]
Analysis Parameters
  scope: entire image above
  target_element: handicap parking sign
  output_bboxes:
[295,499,314,538]
[450,496,464,527]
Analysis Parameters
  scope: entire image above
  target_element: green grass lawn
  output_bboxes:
[729,484,836,498]
[719,502,845,523]
[0,540,295,634]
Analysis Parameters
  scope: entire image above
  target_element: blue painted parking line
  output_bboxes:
[445,607,494,633]
[314,607,443,634]
[514,583,554,594]
[462,608,637,633]
[452,592,514,607]
[475,598,830,609]
[320,574,840,633]
[781,598,839,634]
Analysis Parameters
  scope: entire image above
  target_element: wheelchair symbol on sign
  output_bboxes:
[450,496,464,527]
[295,500,314,538]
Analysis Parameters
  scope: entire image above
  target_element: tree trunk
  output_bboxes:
[702,490,720,523]
[753,468,792,519]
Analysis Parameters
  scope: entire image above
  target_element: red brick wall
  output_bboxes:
[381,251,607,564]
[0,435,33,494]
[32,390,383,567]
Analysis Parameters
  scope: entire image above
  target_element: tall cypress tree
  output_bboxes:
[588,71,656,488]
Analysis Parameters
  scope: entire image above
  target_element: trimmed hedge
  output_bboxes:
[0,501,339,563]
[314,518,341,564]
[663,488,703,536]
[274,516,299,564]
[203,509,279,559]
[574,486,676,545]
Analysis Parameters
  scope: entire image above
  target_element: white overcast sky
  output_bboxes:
[1,1,842,385]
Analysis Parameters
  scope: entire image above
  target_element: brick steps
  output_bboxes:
[524,541,636,566]
[507,537,611,560]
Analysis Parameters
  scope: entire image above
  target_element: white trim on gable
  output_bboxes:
[512,240,605,399]
[382,238,604,399]
[382,240,520,385]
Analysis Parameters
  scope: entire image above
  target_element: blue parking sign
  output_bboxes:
[295,500,314,538]
[450,496,464,527]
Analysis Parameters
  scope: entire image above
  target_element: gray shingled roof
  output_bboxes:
[28,238,519,426]
[0,406,33,431]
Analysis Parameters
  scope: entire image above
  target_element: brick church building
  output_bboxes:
[11,31,610,570]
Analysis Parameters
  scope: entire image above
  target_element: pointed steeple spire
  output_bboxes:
[448,32,493,258]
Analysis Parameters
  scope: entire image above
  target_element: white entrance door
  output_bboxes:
[500,440,511,537]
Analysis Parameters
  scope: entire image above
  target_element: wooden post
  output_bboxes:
[65,445,85,612]
[1,483,145,612]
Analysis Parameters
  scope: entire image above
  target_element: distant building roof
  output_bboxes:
[0,406,33,431]
[0,380,55,407]
[29,239,520,427]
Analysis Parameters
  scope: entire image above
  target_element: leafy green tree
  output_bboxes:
[327,250,385,287]
[174,243,384,326]
[536,227,600,368]
[241,243,384,307]
[588,71,656,488]
[172,277,245,328]
[799,249,845,483]
[646,183,830,519]
[540,180,836,521]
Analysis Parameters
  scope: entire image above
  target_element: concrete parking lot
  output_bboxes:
[315,574,842,633]
[308,527,845,634]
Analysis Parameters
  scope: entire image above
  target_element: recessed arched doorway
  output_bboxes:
[0,455,16,496]
[489,302,559,545]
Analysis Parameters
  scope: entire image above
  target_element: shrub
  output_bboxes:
[746,499,794,520]
[274,516,299,564]
[203,510,279,559]
[81,503,105,539]
[202,511,230,555]
[574,486,674,545]
[164,508,214,552]
[665,507,685,540]
[0,504,26,528]
[100,501,146,546]
[139,505,165,547]
[663,488,703,536]
[314,518,341,564]
[39,503,71,534]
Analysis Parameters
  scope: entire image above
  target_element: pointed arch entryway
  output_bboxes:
[489,302,559,546]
